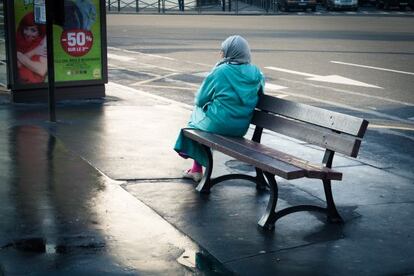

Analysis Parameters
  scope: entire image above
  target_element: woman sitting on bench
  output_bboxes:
[174,35,265,182]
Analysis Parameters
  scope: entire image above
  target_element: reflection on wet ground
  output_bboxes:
[0,123,227,275]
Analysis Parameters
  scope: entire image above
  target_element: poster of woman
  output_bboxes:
[11,0,104,88]
[15,11,47,84]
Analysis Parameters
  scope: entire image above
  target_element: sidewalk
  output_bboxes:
[0,83,413,275]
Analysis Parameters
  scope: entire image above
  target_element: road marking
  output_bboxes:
[138,62,180,73]
[266,83,288,91]
[331,61,414,76]
[266,67,315,77]
[370,128,414,142]
[265,66,382,88]
[108,50,180,72]
[369,124,414,131]
[138,84,196,91]
[192,72,210,78]
[132,73,179,85]
[108,82,192,110]
[271,78,414,125]
[279,77,413,106]
[107,53,135,62]
[108,47,176,61]
[108,63,161,78]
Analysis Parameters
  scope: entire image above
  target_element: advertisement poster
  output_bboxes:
[14,1,47,84]
[14,0,102,86]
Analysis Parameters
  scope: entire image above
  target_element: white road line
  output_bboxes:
[138,84,196,91]
[265,66,316,77]
[274,78,414,125]
[192,72,210,78]
[370,128,414,142]
[107,53,135,62]
[108,51,179,72]
[108,63,162,78]
[331,61,414,76]
[266,83,288,91]
[265,66,382,88]
[369,124,414,131]
[108,82,192,110]
[108,47,177,61]
[279,77,413,106]
[135,62,180,73]
[192,62,212,68]
[132,73,179,85]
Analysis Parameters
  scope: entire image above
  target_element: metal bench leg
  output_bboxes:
[258,172,278,230]
[323,179,343,223]
[255,168,268,191]
[196,146,213,194]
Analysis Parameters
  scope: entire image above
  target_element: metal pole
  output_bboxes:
[45,0,56,122]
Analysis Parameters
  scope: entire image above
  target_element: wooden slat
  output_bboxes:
[257,95,369,138]
[183,129,342,180]
[220,136,342,180]
[183,129,306,180]
[251,111,362,157]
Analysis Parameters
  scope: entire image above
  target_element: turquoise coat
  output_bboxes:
[174,63,265,167]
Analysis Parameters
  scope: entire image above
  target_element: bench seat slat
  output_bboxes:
[220,135,342,181]
[183,129,342,181]
[184,129,305,179]
[257,95,369,138]
[252,111,362,157]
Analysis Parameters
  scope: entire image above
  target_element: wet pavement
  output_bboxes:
[0,83,413,275]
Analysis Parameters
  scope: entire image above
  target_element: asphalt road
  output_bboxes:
[106,14,414,179]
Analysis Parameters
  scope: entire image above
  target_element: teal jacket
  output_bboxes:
[174,63,265,167]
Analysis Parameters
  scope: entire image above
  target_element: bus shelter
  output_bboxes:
[3,0,107,102]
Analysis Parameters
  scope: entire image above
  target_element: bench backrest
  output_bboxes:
[251,94,369,158]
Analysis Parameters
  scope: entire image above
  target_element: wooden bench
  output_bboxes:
[182,94,369,230]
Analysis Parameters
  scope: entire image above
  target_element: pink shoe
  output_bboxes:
[182,169,203,182]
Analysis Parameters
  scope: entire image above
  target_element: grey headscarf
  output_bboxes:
[216,35,251,67]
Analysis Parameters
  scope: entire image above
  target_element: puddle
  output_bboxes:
[177,249,234,275]
[4,237,105,254]
[9,238,46,253]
